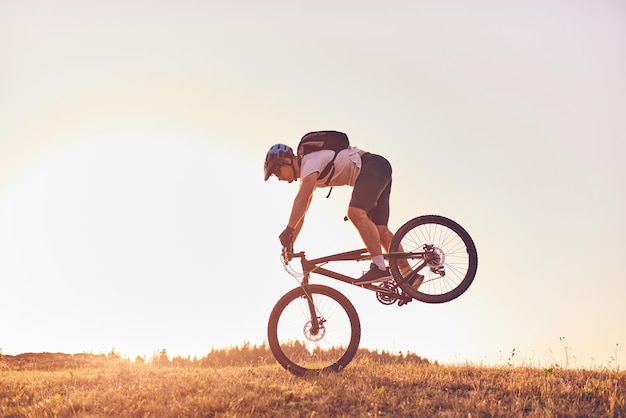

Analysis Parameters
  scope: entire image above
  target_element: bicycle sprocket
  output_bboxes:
[375,281,398,305]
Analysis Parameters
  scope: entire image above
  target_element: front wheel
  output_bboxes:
[267,284,361,376]
[389,215,478,304]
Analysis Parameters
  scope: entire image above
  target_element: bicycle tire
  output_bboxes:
[267,284,361,376]
[389,215,478,304]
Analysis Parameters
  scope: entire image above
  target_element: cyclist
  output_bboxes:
[264,141,423,288]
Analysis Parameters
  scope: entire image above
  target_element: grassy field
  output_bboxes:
[0,351,624,417]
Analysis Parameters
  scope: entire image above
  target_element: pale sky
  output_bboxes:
[1,0,625,369]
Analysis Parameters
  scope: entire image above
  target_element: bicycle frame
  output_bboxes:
[288,248,427,281]
[285,247,429,305]
[293,248,370,286]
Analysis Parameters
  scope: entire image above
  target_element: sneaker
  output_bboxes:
[401,267,424,290]
[354,263,392,284]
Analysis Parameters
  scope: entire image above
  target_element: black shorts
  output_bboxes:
[349,153,392,226]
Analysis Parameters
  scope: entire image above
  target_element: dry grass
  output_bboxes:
[0,352,624,417]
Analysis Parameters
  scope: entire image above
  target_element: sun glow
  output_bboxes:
[0,133,269,357]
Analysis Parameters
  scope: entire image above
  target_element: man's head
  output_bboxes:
[264,144,299,183]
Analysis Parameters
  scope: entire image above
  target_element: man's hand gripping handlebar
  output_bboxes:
[279,226,295,264]
[281,245,294,264]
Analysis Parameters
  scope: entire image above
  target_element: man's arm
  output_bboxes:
[288,172,317,231]
[279,173,316,249]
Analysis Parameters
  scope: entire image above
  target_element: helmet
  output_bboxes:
[264,143,294,181]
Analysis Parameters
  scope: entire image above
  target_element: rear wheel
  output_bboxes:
[389,215,478,304]
[267,284,361,376]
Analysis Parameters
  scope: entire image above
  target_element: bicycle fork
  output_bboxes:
[300,274,324,337]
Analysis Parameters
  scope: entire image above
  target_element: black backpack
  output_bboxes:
[297,131,350,186]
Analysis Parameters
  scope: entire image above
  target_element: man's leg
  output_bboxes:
[347,206,383,258]
[378,224,410,271]
[348,206,392,283]
[377,225,393,253]
[383,225,423,288]
[349,152,392,280]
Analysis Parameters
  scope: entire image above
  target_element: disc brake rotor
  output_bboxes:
[303,319,326,342]
[425,246,445,268]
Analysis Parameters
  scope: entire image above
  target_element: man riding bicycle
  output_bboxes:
[264,133,422,288]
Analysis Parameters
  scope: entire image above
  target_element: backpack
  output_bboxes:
[297,131,350,186]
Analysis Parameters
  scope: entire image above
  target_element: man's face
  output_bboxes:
[274,157,298,183]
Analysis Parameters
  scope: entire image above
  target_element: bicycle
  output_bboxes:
[267,214,478,376]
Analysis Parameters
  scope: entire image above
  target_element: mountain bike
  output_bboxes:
[267,214,478,376]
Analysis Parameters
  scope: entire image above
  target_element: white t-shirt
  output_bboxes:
[300,146,362,187]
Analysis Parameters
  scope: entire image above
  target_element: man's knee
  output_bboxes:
[347,206,364,218]
[347,206,367,223]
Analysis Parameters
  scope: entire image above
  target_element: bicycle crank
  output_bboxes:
[376,282,412,306]
[375,281,398,305]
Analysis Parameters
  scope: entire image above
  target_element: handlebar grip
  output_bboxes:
[281,246,294,263]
